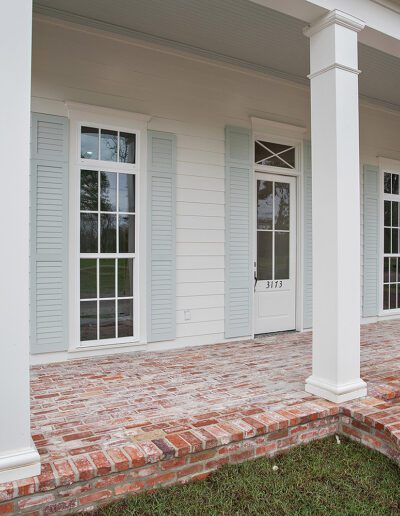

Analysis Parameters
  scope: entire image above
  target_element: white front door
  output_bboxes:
[254,173,296,334]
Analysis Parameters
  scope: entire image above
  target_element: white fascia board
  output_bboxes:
[250,0,400,57]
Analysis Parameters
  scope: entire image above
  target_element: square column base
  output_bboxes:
[0,441,41,483]
[305,376,367,403]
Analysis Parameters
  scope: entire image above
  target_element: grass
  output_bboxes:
[96,436,400,516]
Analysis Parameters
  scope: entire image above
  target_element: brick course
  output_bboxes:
[1,320,400,514]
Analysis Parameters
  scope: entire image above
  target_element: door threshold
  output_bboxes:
[255,329,297,338]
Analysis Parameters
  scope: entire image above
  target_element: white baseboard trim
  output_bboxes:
[305,376,368,403]
[0,441,41,483]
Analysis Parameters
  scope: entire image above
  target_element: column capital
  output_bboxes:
[303,9,365,38]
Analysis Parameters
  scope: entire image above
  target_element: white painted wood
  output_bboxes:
[0,0,41,482]
[177,282,225,297]
[177,255,224,269]
[304,10,367,403]
[254,174,297,333]
[178,269,224,283]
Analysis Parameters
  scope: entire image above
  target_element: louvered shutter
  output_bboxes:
[30,113,69,353]
[147,131,177,342]
[303,141,313,329]
[225,126,252,338]
[363,165,380,317]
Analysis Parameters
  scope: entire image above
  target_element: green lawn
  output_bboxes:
[96,436,400,516]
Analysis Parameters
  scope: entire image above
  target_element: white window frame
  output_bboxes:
[379,157,400,316]
[251,118,306,333]
[67,102,150,351]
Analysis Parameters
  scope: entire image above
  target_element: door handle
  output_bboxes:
[254,273,258,291]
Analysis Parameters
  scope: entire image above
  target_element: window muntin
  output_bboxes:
[255,140,295,169]
[81,126,136,163]
[383,171,400,311]
[79,158,136,343]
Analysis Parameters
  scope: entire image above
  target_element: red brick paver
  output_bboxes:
[1,320,400,514]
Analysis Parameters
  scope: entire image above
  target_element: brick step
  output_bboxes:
[1,395,400,514]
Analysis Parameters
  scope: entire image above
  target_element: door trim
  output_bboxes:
[252,139,305,335]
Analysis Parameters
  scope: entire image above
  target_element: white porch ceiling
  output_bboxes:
[33,0,400,110]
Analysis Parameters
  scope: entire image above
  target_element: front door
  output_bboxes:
[254,174,296,334]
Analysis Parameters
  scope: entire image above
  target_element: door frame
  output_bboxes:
[254,173,297,333]
[252,127,305,334]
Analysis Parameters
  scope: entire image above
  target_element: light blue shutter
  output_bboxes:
[147,130,177,342]
[363,165,380,317]
[30,113,69,353]
[303,141,313,329]
[225,126,252,338]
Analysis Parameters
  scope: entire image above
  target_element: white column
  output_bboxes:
[304,10,368,403]
[0,1,41,482]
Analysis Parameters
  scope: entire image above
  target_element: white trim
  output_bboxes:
[251,117,307,139]
[0,442,41,483]
[251,121,304,333]
[68,102,149,351]
[303,9,365,38]
[307,63,361,80]
[30,334,251,365]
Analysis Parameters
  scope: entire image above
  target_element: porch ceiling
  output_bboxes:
[34,0,400,110]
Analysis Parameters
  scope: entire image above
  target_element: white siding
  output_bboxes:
[31,17,400,357]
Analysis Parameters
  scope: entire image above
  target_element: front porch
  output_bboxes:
[2,320,400,513]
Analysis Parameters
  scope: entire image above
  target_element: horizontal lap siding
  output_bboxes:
[174,130,226,340]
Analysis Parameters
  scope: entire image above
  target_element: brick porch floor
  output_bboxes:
[1,320,400,514]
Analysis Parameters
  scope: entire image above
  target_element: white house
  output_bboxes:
[0,0,400,487]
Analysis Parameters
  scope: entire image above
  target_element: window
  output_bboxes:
[383,171,400,311]
[79,124,137,344]
[255,140,295,169]
[257,179,290,280]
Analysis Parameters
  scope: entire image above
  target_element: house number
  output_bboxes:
[265,280,283,289]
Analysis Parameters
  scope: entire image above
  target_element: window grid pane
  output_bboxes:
[79,165,136,342]
[383,172,400,311]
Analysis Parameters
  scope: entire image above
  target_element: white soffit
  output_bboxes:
[33,0,400,110]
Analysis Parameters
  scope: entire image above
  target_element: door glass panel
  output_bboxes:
[100,129,118,162]
[257,180,273,230]
[392,202,398,227]
[80,213,98,253]
[80,301,97,341]
[81,126,99,160]
[80,259,97,299]
[257,231,272,280]
[100,259,115,298]
[274,182,290,230]
[119,132,136,163]
[118,258,134,297]
[275,232,290,279]
[99,300,116,339]
[119,215,135,253]
[80,170,98,211]
[100,214,117,253]
[119,174,135,213]
[100,172,117,212]
[118,299,134,337]
[393,174,399,195]
[384,201,391,227]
